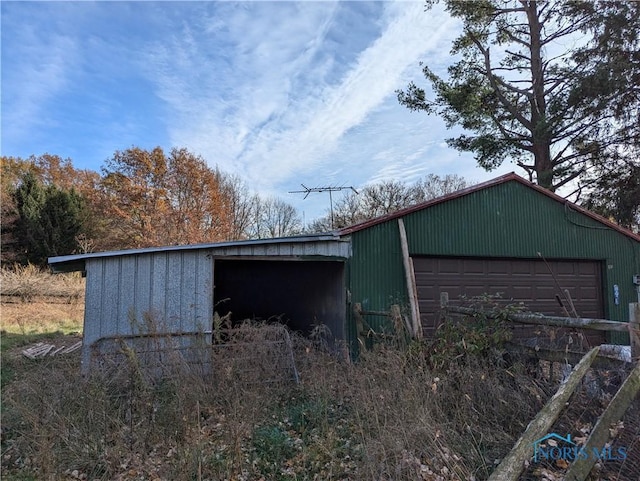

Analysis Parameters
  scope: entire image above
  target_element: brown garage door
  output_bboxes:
[413,257,604,343]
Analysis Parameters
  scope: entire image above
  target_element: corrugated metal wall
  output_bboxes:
[79,238,351,370]
[347,181,640,347]
[83,249,213,369]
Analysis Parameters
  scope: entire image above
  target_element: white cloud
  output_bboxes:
[238,1,460,186]
[2,0,517,225]
[143,1,461,200]
[1,22,79,149]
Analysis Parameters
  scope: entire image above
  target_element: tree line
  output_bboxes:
[0,149,469,266]
[4,1,639,266]
[0,149,298,265]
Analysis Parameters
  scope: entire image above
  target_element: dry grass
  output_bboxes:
[1,265,84,335]
[1,300,83,335]
[2,271,633,480]
[1,321,554,481]
[0,264,84,302]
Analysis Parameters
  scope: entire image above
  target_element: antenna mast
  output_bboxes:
[289,184,358,228]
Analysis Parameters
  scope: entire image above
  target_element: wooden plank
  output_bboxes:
[397,219,422,338]
[564,360,640,481]
[446,304,629,332]
[505,342,628,370]
[359,309,392,317]
[408,257,423,338]
[62,341,82,354]
[487,347,600,481]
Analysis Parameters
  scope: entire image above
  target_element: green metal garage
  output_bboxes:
[340,173,640,348]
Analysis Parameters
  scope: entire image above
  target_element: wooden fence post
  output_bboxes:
[487,347,600,481]
[564,359,640,481]
[630,303,640,361]
[353,303,366,350]
[440,291,449,325]
[390,304,406,335]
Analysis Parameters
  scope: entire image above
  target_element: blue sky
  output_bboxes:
[1,0,515,222]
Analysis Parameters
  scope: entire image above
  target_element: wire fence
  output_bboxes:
[89,324,300,385]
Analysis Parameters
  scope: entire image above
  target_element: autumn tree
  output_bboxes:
[98,146,280,248]
[1,155,100,263]
[98,147,168,248]
[398,1,640,192]
[164,148,234,243]
[99,147,239,248]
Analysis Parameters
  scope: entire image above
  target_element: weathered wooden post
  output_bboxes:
[630,303,640,361]
[564,359,640,481]
[389,304,405,335]
[354,302,366,350]
[398,219,423,338]
[440,291,449,324]
[487,347,600,481]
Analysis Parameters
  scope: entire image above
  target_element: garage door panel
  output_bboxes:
[413,257,604,343]
[578,263,598,275]
[511,286,534,298]
[554,263,578,275]
[464,260,487,274]
[486,263,510,275]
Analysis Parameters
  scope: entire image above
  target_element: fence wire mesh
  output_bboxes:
[89,323,299,386]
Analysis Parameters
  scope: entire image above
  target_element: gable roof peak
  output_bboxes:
[337,173,639,242]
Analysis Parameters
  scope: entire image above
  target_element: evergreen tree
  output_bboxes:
[13,172,89,265]
[398,1,640,192]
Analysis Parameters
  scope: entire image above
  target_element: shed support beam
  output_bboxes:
[630,303,640,361]
[398,219,422,338]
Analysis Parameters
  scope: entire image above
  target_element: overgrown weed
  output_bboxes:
[0,264,84,302]
[1,264,84,338]
[2,321,553,480]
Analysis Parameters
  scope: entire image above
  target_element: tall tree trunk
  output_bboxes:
[525,1,554,191]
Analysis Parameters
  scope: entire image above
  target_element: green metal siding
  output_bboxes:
[347,181,640,347]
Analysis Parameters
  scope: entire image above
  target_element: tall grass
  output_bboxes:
[1,265,84,335]
[1,264,84,301]
[1,323,551,481]
[2,269,636,480]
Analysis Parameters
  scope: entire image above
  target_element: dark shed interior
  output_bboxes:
[213,259,346,342]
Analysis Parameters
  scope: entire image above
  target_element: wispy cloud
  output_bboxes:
[145,1,460,196]
[1,5,79,150]
[2,0,509,222]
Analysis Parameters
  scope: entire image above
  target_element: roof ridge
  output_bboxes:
[337,173,640,242]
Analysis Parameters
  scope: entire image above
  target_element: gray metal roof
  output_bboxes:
[49,232,349,273]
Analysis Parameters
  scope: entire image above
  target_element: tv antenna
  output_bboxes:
[289,184,358,229]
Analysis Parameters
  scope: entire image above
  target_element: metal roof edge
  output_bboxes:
[337,172,640,243]
[48,232,347,269]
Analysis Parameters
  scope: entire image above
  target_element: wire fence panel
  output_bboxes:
[89,324,299,385]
